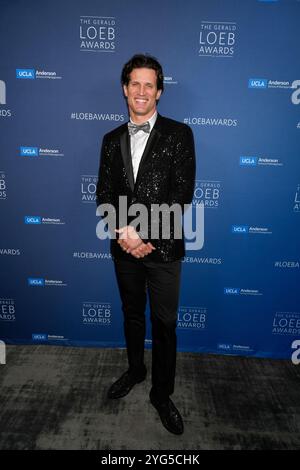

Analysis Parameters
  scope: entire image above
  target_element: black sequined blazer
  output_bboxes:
[96,114,196,262]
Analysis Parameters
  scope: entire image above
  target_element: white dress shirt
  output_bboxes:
[129,111,157,181]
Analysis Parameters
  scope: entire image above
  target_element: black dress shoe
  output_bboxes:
[150,392,184,435]
[107,371,146,399]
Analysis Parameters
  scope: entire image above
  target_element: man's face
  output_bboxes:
[123,67,162,122]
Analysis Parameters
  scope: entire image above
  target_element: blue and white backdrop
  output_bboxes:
[1,0,300,359]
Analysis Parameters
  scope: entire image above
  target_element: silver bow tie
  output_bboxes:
[128,121,150,136]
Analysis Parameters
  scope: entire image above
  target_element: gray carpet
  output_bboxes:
[0,345,299,450]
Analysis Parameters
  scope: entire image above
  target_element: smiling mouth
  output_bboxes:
[134,98,148,104]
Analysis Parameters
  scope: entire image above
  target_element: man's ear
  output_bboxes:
[156,89,162,100]
[123,85,128,98]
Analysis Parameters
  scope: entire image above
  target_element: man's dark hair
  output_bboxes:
[121,54,164,93]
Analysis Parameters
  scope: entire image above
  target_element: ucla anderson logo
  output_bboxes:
[20,146,64,157]
[16,69,62,80]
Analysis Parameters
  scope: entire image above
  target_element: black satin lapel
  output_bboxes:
[135,128,161,188]
[120,131,134,192]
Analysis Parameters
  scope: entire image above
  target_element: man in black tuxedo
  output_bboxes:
[96,54,195,435]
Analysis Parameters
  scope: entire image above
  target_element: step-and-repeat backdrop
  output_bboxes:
[1,0,299,359]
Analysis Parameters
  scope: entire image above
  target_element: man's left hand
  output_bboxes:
[131,242,155,258]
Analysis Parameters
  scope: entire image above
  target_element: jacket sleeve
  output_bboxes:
[96,135,119,236]
[96,134,115,208]
[167,125,196,208]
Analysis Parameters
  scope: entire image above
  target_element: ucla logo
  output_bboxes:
[240,156,257,166]
[32,334,47,341]
[232,225,248,234]
[218,343,232,350]
[24,216,41,224]
[16,69,35,79]
[28,278,45,287]
[20,147,39,157]
[224,287,240,295]
[248,78,267,89]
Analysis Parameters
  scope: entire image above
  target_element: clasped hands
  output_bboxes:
[115,226,155,259]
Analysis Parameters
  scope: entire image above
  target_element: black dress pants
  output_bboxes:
[114,257,181,402]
